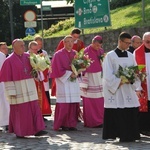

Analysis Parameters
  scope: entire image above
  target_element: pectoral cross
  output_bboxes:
[24,68,28,74]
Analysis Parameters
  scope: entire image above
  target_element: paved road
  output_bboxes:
[0,105,150,150]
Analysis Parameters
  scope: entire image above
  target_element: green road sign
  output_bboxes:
[20,0,41,6]
[75,0,111,29]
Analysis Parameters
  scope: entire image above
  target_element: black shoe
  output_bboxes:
[43,117,48,121]
[94,124,103,128]
[0,126,9,132]
[35,130,48,136]
[5,125,9,131]
[141,131,150,136]
[69,127,77,131]
[61,127,70,131]
[16,135,24,138]
[120,139,135,142]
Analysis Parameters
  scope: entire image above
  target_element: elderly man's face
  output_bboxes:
[132,37,142,49]
[13,41,25,55]
[143,35,150,49]
[92,41,102,50]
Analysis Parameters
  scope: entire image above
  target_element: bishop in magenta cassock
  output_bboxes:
[0,39,47,137]
[51,28,84,97]
[50,35,81,131]
[80,35,104,128]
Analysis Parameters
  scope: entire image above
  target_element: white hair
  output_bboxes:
[143,32,150,40]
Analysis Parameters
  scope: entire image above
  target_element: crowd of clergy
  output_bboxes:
[0,28,150,142]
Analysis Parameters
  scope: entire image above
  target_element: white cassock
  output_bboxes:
[103,50,141,109]
[0,52,10,126]
[145,53,150,100]
[42,50,50,91]
[55,71,81,103]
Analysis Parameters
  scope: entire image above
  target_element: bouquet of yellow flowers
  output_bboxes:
[70,49,92,81]
[115,65,146,84]
[29,53,50,78]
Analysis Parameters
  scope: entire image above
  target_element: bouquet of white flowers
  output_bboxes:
[115,65,146,84]
[29,53,50,78]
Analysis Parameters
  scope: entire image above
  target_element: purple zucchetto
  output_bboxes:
[92,35,103,43]
[12,39,20,46]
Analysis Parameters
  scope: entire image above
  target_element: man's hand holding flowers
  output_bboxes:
[116,65,146,87]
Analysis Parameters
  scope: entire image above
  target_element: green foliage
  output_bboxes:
[0,0,38,45]
[23,35,35,41]
[67,0,141,8]
[43,18,74,38]
[110,0,141,10]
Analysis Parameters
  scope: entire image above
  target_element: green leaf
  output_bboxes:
[138,65,145,70]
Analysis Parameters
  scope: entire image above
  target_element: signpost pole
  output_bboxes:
[40,0,44,49]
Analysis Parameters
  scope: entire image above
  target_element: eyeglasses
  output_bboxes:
[145,40,150,44]
[121,40,131,45]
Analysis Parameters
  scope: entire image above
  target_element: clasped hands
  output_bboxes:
[10,95,17,99]
[70,72,78,79]
[136,90,143,98]
[118,80,143,99]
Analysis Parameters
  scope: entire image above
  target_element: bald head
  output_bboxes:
[131,35,142,49]
[12,39,25,55]
[143,32,150,49]
[143,32,150,40]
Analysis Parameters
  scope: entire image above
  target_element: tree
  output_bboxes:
[66,0,141,9]
[66,0,74,4]
[0,0,37,45]
[0,0,10,44]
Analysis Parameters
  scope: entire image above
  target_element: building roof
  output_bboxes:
[36,1,73,8]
